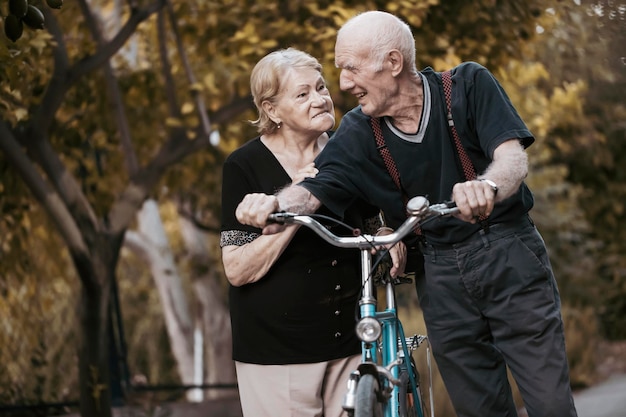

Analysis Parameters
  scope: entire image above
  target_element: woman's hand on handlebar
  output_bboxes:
[375,228,407,278]
[236,193,286,235]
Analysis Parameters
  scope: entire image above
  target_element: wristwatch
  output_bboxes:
[479,178,498,196]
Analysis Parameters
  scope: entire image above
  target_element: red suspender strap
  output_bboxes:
[370,117,405,199]
[370,116,417,233]
[442,70,489,226]
[441,70,477,181]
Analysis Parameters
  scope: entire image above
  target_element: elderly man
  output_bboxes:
[236,11,578,417]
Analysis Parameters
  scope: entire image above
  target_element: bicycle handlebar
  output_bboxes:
[267,196,458,250]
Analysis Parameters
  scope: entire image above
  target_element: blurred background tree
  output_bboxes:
[1,0,624,416]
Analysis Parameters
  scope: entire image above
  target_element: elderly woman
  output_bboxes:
[220,48,404,417]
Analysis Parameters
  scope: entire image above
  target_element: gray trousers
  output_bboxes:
[417,217,578,417]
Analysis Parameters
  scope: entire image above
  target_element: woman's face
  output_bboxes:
[271,67,335,135]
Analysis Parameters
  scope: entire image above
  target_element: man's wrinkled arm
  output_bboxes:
[277,184,322,215]
[452,139,528,222]
[479,139,528,201]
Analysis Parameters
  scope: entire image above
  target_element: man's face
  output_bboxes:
[335,32,393,118]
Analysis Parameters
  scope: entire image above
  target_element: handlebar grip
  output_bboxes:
[267,213,282,224]
[267,212,296,224]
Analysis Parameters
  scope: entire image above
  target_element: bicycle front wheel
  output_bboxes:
[354,374,384,417]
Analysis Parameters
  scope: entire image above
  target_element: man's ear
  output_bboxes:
[388,50,404,77]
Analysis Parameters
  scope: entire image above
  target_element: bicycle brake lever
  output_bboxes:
[430,201,458,216]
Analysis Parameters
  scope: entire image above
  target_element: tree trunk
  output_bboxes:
[76,256,113,417]
[125,200,196,389]
[193,273,236,399]
[178,216,236,399]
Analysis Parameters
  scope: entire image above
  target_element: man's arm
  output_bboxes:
[235,184,322,234]
[478,139,528,200]
[452,139,528,223]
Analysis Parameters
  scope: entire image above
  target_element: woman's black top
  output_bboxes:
[221,137,378,364]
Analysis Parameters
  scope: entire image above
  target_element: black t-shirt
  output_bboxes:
[301,62,535,245]
[221,136,377,364]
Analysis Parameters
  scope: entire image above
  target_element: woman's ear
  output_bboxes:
[262,100,277,122]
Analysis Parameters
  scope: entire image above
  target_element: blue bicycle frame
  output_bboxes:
[356,248,424,417]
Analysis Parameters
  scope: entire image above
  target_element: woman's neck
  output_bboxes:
[261,131,329,179]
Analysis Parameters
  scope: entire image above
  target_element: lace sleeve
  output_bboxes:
[220,230,260,248]
[362,214,383,235]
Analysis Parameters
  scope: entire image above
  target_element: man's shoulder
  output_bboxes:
[335,107,371,133]
[420,62,489,79]
[453,61,488,74]
[342,106,368,121]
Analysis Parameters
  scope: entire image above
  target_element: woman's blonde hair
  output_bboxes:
[250,48,323,135]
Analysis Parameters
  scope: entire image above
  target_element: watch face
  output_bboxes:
[480,179,498,195]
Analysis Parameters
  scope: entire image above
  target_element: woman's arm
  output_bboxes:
[221,226,299,287]
[222,160,322,286]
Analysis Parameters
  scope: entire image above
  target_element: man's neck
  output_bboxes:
[389,78,424,134]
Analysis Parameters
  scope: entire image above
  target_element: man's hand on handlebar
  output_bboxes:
[451,180,497,224]
[235,193,286,235]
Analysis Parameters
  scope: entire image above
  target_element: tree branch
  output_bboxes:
[0,121,89,258]
[68,0,165,81]
[107,94,252,235]
[165,0,212,138]
[81,0,140,176]
[34,7,71,130]
[158,9,180,117]
[210,94,254,125]
[177,207,220,234]
[21,128,101,235]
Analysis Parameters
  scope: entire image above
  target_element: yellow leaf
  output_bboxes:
[203,73,215,90]
[260,39,278,49]
[165,117,184,127]
[181,102,194,115]
[189,82,204,93]
[14,108,28,122]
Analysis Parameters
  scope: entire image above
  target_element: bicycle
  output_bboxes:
[268,196,458,417]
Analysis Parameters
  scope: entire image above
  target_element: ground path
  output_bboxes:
[574,374,626,417]
[90,373,626,417]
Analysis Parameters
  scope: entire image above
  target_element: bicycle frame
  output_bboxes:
[351,246,426,417]
[268,196,456,417]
